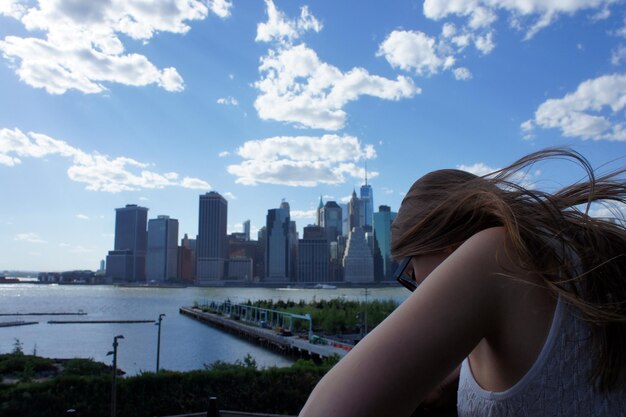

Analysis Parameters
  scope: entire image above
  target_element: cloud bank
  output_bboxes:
[253,0,419,130]
[523,73,626,141]
[227,134,378,187]
[0,0,232,94]
[0,127,211,192]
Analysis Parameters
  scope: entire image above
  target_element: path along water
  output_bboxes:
[0,284,408,375]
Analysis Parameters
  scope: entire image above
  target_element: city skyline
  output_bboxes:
[2,0,626,270]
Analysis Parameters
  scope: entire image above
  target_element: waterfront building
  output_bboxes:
[243,219,251,241]
[228,233,256,281]
[146,215,179,282]
[226,257,253,281]
[343,226,374,283]
[289,219,298,281]
[264,202,290,283]
[99,259,105,273]
[106,204,148,282]
[177,234,196,283]
[329,241,343,282]
[320,200,342,242]
[340,203,349,237]
[360,182,374,227]
[256,226,267,281]
[373,205,397,280]
[298,225,330,283]
[196,192,228,283]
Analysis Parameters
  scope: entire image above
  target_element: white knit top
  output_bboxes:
[457,297,626,416]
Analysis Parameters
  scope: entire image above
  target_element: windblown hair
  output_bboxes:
[391,148,626,391]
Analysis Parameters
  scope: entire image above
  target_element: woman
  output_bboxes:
[299,148,626,416]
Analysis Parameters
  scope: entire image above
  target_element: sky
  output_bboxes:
[1,0,626,271]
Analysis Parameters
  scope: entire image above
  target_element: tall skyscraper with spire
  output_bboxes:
[196,192,228,282]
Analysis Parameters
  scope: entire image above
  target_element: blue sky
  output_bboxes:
[1,0,625,271]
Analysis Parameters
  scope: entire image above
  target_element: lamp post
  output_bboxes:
[156,313,165,372]
[107,335,124,417]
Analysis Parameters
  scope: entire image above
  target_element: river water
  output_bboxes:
[0,284,408,375]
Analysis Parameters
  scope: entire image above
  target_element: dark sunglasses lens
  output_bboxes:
[394,257,416,292]
[398,274,417,292]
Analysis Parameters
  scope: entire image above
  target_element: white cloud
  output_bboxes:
[217,96,239,106]
[0,127,212,191]
[227,134,378,187]
[0,0,230,94]
[209,0,233,19]
[76,214,89,220]
[15,232,46,244]
[180,177,211,190]
[457,162,496,177]
[453,67,472,80]
[340,194,352,203]
[611,45,626,66]
[588,202,626,222]
[474,31,495,54]
[255,44,419,130]
[377,30,453,76]
[423,0,617,40]
[254,1,419,130]
[290,209,316,219]
[527,73,626,141]
[223,191,236,200]
[458,162,539,189]
[256,0,322,46]
[218,151,230,157]
[0,0,26,19]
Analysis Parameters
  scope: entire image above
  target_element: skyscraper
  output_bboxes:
[196,192,228,282]
[348,190,362,231]
[177,234,196,283]
[373,205,397,280]
[298,225,329,283]
[243,219,251,241]
[146,215,179,282]
[265,202,290,283]
[360,183,373,227]
[343,226,374,283]
[320,200,342,242]
[106,204,148,282]
[316,195,324,226]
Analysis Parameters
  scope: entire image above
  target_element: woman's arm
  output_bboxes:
[299,227,510,417]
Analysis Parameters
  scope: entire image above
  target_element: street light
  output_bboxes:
[106,335,124,417]
[155,313,166,372]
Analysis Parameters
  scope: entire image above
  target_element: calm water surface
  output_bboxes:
[0,284,408,375]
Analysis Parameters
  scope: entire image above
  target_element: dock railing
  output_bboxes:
[199,300,313,342]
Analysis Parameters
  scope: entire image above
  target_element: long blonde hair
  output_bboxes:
[391,148,626,391]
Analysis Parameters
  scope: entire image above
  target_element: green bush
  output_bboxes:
[0,356,334,417]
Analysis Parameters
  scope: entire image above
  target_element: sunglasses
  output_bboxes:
[393,256,418,292]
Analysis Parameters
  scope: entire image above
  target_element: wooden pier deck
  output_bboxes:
[179,307,349,361]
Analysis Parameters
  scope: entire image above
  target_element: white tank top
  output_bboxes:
[457,297,626,416]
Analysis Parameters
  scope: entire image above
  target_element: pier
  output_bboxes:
[47,319,154,324]
[0,320,38,327]
[180,306,351,361]
[0,311,87,316]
